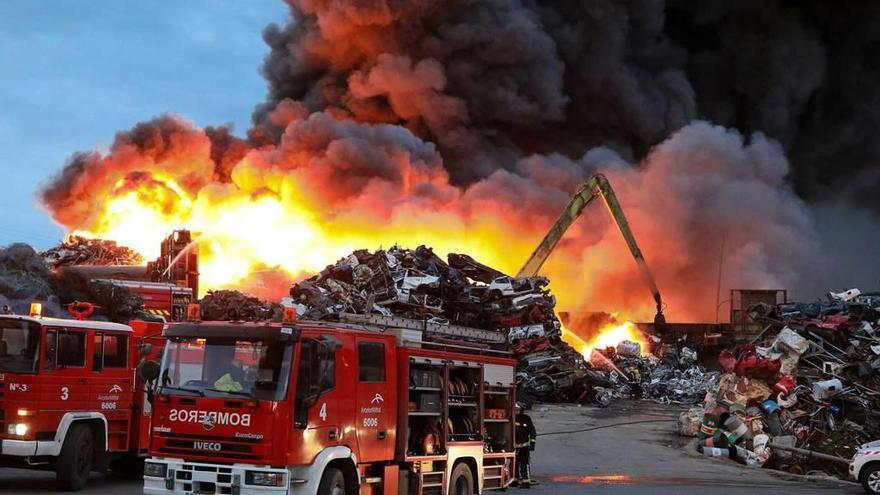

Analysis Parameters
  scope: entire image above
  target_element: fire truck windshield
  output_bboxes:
[0,320,41,374]
[158,337,294,401]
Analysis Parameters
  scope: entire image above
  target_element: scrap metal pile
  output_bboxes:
[287,246,593,399]
[201,289,281,321]
[289,246,557,327]
[40,235,144,268]
[682,288,880,477]
[288,246,716,405]
[579,341,716,407]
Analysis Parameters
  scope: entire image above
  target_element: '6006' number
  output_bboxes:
[101,402,117,410]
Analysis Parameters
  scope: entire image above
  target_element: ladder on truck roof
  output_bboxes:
[336,313,508,347]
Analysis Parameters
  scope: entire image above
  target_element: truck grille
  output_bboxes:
[175,464,235,495]
[156,432,260,461]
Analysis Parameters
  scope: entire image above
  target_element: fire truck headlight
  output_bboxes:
[7,423,28,436]
[245,471,286,487]
[143,461,168,478]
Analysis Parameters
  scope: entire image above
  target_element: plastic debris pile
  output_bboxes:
[40,235,144,268]
[684,287,880,477]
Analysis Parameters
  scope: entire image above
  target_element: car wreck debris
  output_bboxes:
[40,235,144,268]
[200,289,281,321]
[287,246,717,407]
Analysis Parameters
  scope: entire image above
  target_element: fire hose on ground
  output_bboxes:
[766,441,851,465]
[538,418,677,437]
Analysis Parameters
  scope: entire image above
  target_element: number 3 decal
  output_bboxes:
[319,402,327,421]
[60,387,69,401]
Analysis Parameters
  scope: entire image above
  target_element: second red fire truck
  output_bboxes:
[0,304,165,490]
[142,313,518,495]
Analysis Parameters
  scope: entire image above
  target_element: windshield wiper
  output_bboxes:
[203,388,253,398]
[159,385,205,397]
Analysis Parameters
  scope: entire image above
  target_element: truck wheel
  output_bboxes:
[863,464,880,494]
[449,463,474,495]
[318,467,346,495]
[56,424,95,491]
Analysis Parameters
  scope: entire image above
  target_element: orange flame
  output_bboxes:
[560,319,650,360]
[70,174,539,299]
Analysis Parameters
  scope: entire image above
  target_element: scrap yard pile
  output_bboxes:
[579,340,715,407]
[683,288,880,477]
[201,289,281,322]
[287,246,593,398]
[40,235,144,268]
[289,245,557,327]
[287,245,711,405]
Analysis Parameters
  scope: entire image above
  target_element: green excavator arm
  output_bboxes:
[516,173,664,321]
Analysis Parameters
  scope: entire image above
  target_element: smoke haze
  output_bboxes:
[38,0,880,321]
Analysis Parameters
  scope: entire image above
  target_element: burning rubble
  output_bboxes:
[40,235,144,268]
[682,288,880,478]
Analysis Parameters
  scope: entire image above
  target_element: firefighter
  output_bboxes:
[514,403,536,488]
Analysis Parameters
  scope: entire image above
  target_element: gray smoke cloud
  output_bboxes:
[257,0,880,212]
[38,0,880,319]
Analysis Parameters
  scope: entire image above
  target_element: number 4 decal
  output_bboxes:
[319,402,327,421]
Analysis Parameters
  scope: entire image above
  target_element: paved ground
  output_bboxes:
[525,402,860,495]
[0,401,863,494]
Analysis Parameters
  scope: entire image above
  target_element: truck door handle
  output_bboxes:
[378,431,387,440]
[77,379,87,384]
[329,429,338,441]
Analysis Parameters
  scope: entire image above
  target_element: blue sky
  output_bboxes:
[0,1,288,248]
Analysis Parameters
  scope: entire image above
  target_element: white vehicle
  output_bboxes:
[851,440,880,494]
[507,324,546,342]
[487,276,548,298]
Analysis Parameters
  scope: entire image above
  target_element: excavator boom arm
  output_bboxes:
[516,173,663,317]
[515,179,601,278]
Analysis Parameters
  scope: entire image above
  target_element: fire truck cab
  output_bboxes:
[143,317,517,495]
[0,309,164,490]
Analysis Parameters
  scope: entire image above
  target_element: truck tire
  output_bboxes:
[449,463,474,495]
[56,424,95,491]
[863,464,880,494]
[317,467,347,495]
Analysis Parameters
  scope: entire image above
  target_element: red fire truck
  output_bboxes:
[95,278,194,321]
[142,313,518,495]
[0,305,165,490]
